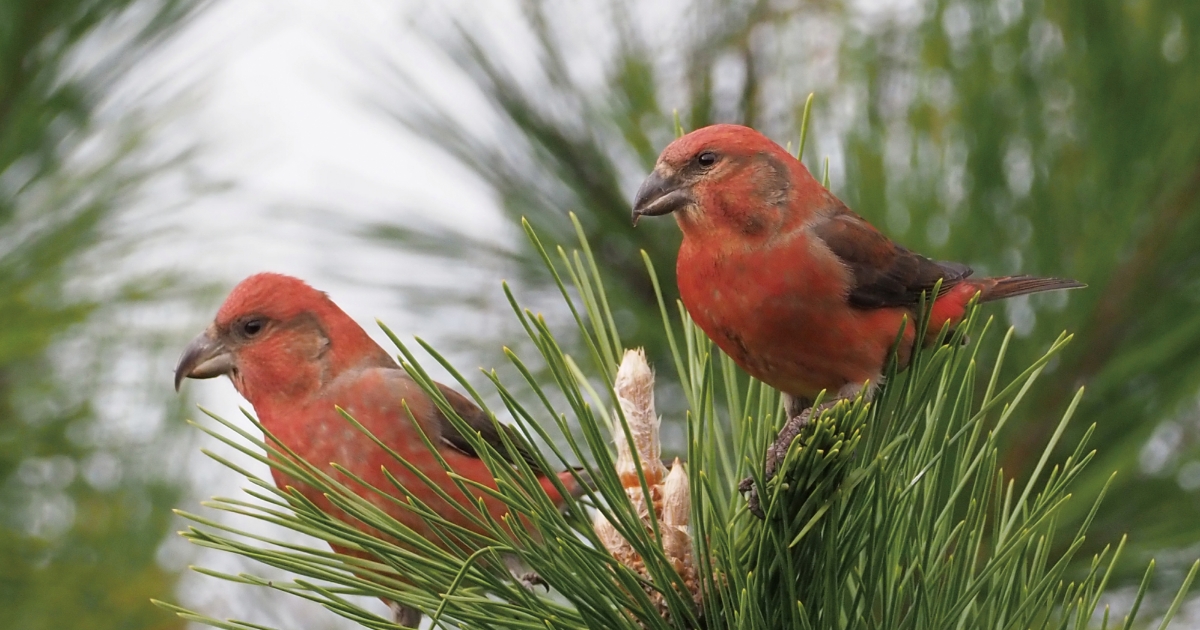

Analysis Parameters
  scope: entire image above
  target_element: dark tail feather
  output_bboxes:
[979,275,1086,302]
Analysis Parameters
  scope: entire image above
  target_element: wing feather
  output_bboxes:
[811,205,971,309]
[431,382,550,476]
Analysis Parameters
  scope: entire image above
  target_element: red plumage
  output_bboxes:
[176,273,583,625]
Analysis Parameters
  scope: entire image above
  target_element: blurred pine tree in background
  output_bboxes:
[0,1,204,628]
[372,0,1200,590]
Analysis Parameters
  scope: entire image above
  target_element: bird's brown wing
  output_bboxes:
[431,381,551,477]
[811,206,971,309]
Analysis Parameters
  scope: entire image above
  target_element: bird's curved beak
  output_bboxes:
[174,328,233,391]
[632,168,693,226]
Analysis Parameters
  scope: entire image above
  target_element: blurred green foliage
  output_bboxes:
[0,0,202,628]
[381,0,1200,591]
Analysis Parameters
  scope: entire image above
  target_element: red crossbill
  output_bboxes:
[175,273,585,625]
[633,124,1082,515]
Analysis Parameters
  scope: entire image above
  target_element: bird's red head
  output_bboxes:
[631,124,829,240]
[174,273,392,405]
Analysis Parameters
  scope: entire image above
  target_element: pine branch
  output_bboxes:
[161,221,1197,629]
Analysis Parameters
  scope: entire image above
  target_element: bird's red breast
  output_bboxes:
[676,224,920,400]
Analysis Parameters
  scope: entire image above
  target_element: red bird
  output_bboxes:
[174,273,585,626]
[632,124,1082,514]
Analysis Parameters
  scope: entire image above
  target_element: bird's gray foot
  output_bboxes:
[741,396,836,519]
[520,571,549,592]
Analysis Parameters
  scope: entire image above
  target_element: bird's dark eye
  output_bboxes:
[241,318,265,337]
[697,151,718,167]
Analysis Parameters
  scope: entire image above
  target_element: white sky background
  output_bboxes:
[132,0,503,301]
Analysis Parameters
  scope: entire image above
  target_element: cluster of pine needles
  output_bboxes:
[156,216,1197,629]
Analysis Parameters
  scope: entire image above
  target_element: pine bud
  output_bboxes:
[613,348,668,487]
[593,508,634,562]
[660,458,693,575]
